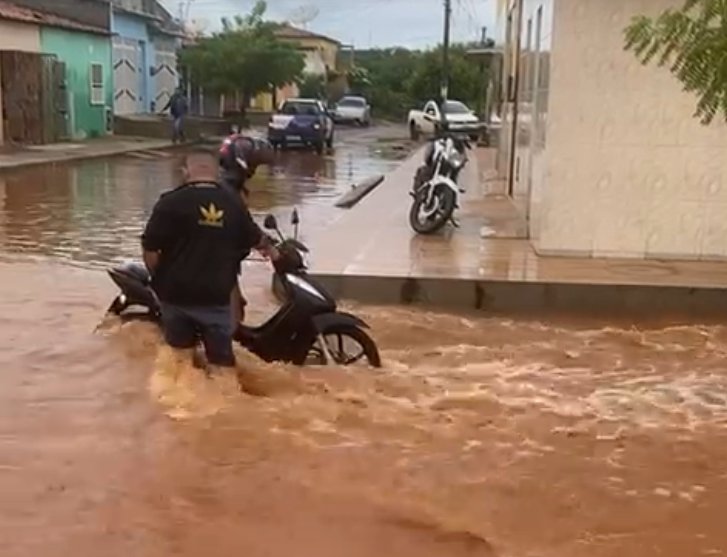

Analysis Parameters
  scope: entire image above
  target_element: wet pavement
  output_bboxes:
[1,126,727,557]
[311,147,727,289]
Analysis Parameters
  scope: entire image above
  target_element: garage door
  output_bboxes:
[153,48,177,112]
[113,37,142,115]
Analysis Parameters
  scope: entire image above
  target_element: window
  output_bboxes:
[90,63,104,106]
[338,97,366,107]
[281,101,320,115]
[443,101,471,114]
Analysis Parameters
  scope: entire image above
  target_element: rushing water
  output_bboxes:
[0,129,725,557]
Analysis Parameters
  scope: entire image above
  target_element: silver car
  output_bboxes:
[333,96,371,126]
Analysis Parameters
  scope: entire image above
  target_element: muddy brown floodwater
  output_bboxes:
[1,128,726,557]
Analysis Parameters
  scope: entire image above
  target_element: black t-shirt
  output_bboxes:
[141,181,262,306]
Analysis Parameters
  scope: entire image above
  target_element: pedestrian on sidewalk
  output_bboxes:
[163,87,188,144]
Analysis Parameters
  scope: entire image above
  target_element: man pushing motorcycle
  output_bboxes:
[141,137,277,372]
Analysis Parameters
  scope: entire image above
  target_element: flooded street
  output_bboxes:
[1,127,726,557]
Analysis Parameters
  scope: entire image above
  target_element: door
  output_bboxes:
[153,47,178,112]
[1,51,43,144]
[113,36,142,114]
[40,56,69,143]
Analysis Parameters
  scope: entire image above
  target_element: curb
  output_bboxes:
[0,138,195,172]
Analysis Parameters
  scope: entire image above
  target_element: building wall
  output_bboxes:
[509,0,727,260]
[0,19,41,51]
[0,20,42,145]
[40,27,112,139]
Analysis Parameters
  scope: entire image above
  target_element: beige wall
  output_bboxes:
[532,0,727,259]
[280,37,339,74]
[0,20,41,144]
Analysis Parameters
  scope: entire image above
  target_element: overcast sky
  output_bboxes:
[163,0,497,49]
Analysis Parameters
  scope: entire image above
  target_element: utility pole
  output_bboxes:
[441,0,452,102]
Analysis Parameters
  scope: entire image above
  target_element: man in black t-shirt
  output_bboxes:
[141,149,276,368]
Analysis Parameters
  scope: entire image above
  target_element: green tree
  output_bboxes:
[350,44,490,120]
[298,73,326,99]
[624,0,727,124]
[179,1,304,115]
[405,44,486,109]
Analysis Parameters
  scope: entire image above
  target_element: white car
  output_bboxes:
[408,99,483,140]
[332,96,371,126]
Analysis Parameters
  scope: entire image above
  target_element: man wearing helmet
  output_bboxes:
[218,132,277,326]
[218,132,275,198]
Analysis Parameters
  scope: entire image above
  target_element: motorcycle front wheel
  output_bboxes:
[409,185,456,234]
[306,325,382,368]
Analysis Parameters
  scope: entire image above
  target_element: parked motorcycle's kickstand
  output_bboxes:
[450,216,461,228]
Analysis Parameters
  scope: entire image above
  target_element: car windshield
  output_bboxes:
[338,98,365,107]
[281,101,320,116]
[443,101,470,114]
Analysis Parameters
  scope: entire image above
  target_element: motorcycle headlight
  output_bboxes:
[450,152,465,169]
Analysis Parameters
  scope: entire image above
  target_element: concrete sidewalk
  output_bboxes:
[308,146,727,315]
[0,136,179,171]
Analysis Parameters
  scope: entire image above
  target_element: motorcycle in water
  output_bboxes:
[409,129,471,235]
[105,211,382,368]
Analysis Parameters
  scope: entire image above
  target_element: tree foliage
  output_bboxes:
[624,0,727,124]
[298,74,326,99]
[179,1,304,109]
[351,43,491,119]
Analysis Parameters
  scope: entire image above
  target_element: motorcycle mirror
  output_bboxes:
[291,209,300,226]
[263,214,278,231]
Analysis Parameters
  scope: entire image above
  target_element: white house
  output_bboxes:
[497,0,727,260]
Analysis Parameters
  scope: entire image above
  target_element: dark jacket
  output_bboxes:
[165,93,188,118]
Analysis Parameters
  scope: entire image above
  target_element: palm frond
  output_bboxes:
[624,0,727,124]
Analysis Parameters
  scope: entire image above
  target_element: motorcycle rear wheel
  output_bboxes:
[409,185,456,234]
[306,325,382,368]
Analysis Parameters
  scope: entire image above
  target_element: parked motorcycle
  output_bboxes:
[409,130,471,234]
[105,211,382,368]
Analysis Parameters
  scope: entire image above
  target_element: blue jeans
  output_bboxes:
[160,303,235,367]
[172,115,185,143]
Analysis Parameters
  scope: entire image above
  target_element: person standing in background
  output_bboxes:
[163,87,189,144]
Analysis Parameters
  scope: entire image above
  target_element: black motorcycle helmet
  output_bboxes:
[219,134,275,191]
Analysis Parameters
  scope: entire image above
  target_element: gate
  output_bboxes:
[0,50,43,144]
[40,55,69,143]
[153,48,178,112]
[113,36,143,114]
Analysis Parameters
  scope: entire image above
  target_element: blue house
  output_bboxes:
[110,0,182,115]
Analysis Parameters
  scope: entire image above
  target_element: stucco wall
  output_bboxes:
[40,27,112,139]
[0,20,41,144]
[0,19,41,51]
[533,0,727,260]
